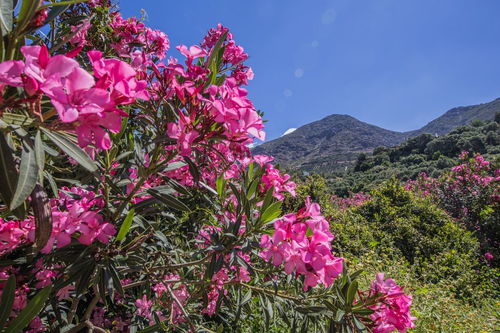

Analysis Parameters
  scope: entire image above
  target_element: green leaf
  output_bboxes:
[16,0,40,33]
[215,175,225,197]
[41,0,87,8]
[240,290,252,306]
[334,309,345,323]
[10,140,38,210]
[41,128,97,172]
[352,308,374,316]
[260,201,282,223]
[0,0,14,37]
[30,184,52,251]
[346,280,358,308]
[147,189,190,212]
[163,161,186,172]
[353,316,366,331]
[108,262,124,296]
[207,30,228,65]
[116,208,134,242]
[34,131,44,183]
[0,275,16,329]
[137,324,160,333]
[260,186,275,212]
[6,285,52,333]
[42,3,69,26]
[0,133,17,206]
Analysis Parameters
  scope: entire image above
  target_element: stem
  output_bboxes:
[83,292,100,321]
[165,284,196,331]
[240,282,302,302]
[148,255,210,271]
[66,295,82,325]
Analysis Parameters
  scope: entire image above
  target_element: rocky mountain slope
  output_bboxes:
[253,98,500,172]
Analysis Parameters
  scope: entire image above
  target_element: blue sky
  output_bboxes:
[121,0,500,141]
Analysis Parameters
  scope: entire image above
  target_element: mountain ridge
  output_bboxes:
[253,98,500,172]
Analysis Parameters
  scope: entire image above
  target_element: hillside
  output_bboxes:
[252,114,406,172]
[407,97,500,136]
[326,118,500,196]
[254,98,500,172]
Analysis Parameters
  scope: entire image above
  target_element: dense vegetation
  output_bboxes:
[287,160,499,332]
[327,116,500,196]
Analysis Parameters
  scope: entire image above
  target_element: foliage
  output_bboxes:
[288,173,499,332]
[329,118,500,195]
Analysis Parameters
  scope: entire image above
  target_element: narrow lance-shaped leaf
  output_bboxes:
[0,275,16,329]
[346,280,358,309]
[5,285,52,333]
[16,0,40,34]
[10,140,38,210]
[40,128,97,172]
[0,0,14,37]
[147,189,190,212]
[260,201,282,224]
[0,133,17,205]
[116,208,135,242]
[34,130,44,183]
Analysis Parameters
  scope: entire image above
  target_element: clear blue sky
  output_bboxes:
[120,0,500,141]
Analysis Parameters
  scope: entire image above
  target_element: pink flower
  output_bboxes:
[260,198,343,290]
[42,67,111,122]
[135,295,153,319]
[0,60,25,86]
[177,45,207,60]
[76,111,124,150]
[369,274,416,333]
[88,50,149,104]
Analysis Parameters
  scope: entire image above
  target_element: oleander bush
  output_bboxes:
[0,1,417,332]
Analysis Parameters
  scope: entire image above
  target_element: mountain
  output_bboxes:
[406,98,500,136]
[253,98,500,172]
[252,114,406,172]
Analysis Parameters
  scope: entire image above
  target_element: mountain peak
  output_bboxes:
[253,98,500,173]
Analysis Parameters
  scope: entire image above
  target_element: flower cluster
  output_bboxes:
[368,273,416,333]
[0,218,31,255]
[258,157,297,200]
[331,192,371,210]
[110,12,170,61]
[260,197,344,290]
[0,45,147,149]
[0,187,114,255]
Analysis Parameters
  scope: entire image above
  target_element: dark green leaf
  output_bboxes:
[0,275,16,329]
[0,133,17,206]
[346,280,358,308]
[353,316,366,331]
[6,285,52,333]
[30,184,52,251]
[10,140,38,210]
[42,3,69,25]
[34,131,44,183]
[41,128,97,172]
[147,189,190,212]
[335,309,345,323]
[16,0,40,33]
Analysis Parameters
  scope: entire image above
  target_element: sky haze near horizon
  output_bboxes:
[120,0,500,141]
